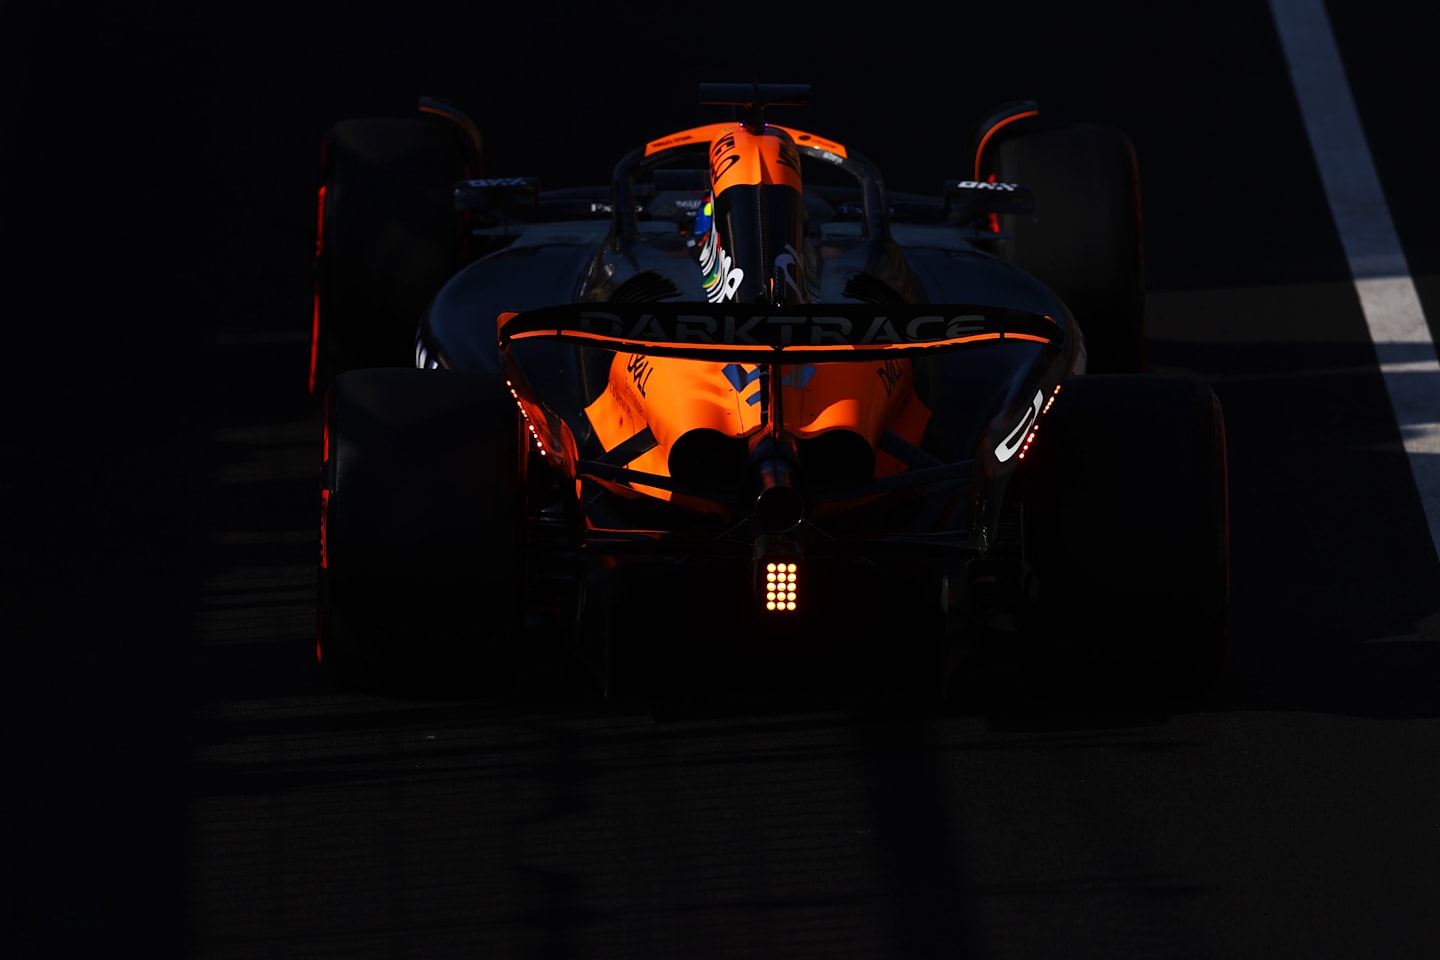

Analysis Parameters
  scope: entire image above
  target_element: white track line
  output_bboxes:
[1269,0,1440,562]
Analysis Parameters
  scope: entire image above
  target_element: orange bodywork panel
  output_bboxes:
[583,352,932,502]
[644,123,848,199]
[645,123,846,161]
[708,126,802,196]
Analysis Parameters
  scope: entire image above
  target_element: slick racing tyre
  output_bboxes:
[986,120,1146,374]
[1017,374,1229,698]
[318,368,524,697]
[310,116,477,394]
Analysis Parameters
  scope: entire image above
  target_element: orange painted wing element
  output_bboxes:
[644,123,736,156]
[774,127,847,159]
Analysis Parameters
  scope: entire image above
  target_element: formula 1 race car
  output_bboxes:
[310,83,1229,704]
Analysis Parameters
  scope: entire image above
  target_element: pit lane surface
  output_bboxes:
[11,1,1440,957]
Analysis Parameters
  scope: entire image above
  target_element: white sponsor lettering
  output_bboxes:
[860,316,904,344]
[810,316,852,344]
[722,314,765,342]
[948,315,988,336]
[573,310,999,346]
[698,228,746,302]
[774,244,804,302]
[995,389,1045,462]
[673,315,717,342]
[953,180,1021,191]
[717,266,745,301]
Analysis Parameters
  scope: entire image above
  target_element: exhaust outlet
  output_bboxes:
[753,458,805,533]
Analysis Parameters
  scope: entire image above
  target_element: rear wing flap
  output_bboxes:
[498,302,1064,363]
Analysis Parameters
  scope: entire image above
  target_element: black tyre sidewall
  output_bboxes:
[1018,374,1229,692]
[314,119,473,389]
[990,121,1146,374]
[319,368,524,697]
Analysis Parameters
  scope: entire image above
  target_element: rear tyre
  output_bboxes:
[987,121,1146,374]
[318,368,524,697]
[311,117,476,394]
[1018,374,1229,700]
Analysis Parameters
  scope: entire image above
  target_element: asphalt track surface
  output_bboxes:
[10,1,1440,957]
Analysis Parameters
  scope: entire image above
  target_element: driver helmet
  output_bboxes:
[691,194,713,242]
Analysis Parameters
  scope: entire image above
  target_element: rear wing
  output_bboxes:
[498,302,1063,363]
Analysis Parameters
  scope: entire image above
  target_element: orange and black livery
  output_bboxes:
[313,81,1228,701]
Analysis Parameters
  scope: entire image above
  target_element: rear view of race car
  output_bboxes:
[310,83,1230,706]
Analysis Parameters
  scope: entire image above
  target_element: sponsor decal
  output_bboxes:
[462,177,535,187]
[572,310,995,346]
[415,338,440,370]
[995,389,1045,462]
[877,358,905,396]
[774,243,803,302]
[950,180,1023,191]
[588,201,644,214]
[501,303,1060,353]
[783,365,816,390]
[710,130,740,184]
[775,137,801,175]
[723,362,815,405]
[698,225,745,302]
[626,353,655,397]
[722,363,762,390]
[723,363,764,405]
[707,126,803,193]
[646,123,739,157]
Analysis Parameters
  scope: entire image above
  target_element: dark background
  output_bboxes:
[9,2,1440,957]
